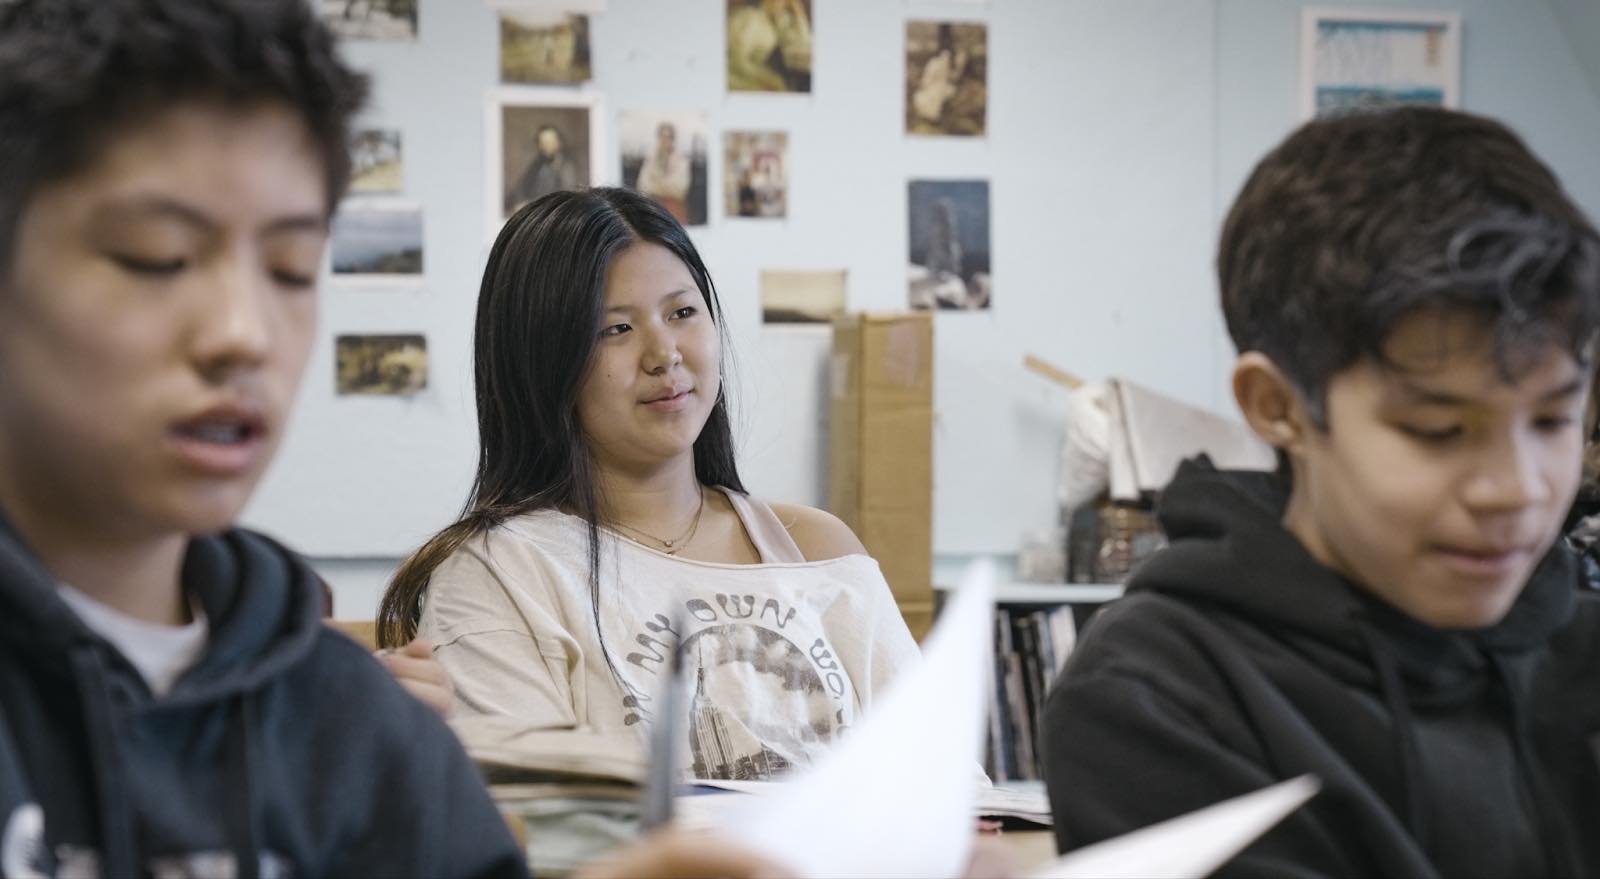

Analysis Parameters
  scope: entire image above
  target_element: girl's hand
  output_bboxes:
[377,637,453,718]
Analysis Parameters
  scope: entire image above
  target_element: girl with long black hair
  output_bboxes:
[377,187,917,779]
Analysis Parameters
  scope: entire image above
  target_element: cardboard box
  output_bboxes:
[829,313,934,632]
[897,600,937,644]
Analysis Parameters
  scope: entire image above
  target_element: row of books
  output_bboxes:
[985,603,1084,782]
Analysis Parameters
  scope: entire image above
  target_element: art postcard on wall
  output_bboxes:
[488,90,603,236]
[349,129,403,195]
[620,111,709,226]
[1300,8,1460,120]
[335,334,428,396]
[320,0,417,41]
[500,11,592,84]
[762,269,845,325]
[727,0,812,93]
[908,179,990,311]
[724,130,788,219]
[329,200,423,282]
[905,20,987,136]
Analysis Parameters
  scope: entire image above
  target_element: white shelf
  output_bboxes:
[934,581,1124,604]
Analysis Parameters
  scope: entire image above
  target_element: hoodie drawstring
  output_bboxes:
[72,659,267,878]
[225,693,263,879]
[68,648,138,878]
[1359,626,1432,855]
[1490,654,1581,877]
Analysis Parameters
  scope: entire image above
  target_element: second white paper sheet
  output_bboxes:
[1030,775,1320,879]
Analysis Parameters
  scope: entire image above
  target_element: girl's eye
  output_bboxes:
[1533,415,1574,433]
[671,306,698,320]
[600,323,631,338]
[112,254,187,276]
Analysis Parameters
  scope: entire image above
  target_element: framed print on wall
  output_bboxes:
[485,88,607,240]
[1300,8,1461,120]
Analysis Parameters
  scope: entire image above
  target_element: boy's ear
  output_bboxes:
[1233,352,1311,452]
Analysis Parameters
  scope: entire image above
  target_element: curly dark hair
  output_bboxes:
[0,0,369,272]
[1219,106,1600,425]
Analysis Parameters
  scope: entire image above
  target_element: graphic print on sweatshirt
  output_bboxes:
[2,804,44,878]
[2,803,292,878]
[618,590,857,781]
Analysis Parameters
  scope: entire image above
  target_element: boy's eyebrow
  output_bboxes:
[98,196,326,234]
[603,288,693,315]
[265,214,330,235]
[1535,377,1588,402]
[1395,376,1587,405]
[107,195,209,224]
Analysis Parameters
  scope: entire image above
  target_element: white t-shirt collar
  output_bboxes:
[56,584,210,698]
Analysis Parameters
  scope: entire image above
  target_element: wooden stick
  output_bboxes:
[1024,354,1085,390]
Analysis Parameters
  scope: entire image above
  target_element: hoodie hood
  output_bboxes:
[1126,457,1587,874]
[0,512,324,703]
[0,513,529,879]
[1043,457,1600,877]
[1130,457,1579,691]
[0,511,325,877]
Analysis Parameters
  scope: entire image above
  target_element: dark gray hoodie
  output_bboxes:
[1041,458,1600,878]
[0,517,527,878]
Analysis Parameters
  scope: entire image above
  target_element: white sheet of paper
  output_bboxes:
[1029,775,1321,879]
[1106,378,1277,500]
[723,559,997,877]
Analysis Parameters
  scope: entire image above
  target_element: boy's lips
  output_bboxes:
[168,402,269,476]
[1429,543,1529,579]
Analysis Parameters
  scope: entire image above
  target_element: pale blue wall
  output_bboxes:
[1210,0,1600,408]
[245,2,1600,614]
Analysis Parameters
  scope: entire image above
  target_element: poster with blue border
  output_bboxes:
[1300,8,1461,120]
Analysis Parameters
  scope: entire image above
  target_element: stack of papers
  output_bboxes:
[452,715,647,786]
[975,783,1053,826]
[676,779,1050,828]
[489,782,640,879]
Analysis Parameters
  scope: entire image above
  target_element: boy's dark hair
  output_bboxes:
[0,0,369,273]
[1219,106,1600,425]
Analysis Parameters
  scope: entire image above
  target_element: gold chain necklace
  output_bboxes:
[611,485,705,555]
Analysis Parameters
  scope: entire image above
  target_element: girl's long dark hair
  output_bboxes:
[377,187,744,647]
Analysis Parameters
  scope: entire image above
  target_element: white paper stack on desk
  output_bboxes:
[454,716,647,785]
[454,717,646,877]
[674,778,1052,830]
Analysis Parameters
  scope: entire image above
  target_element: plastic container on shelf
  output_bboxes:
[1092,501,1165,583]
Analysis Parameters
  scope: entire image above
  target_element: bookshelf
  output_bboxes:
[933,580,1125,783]
[931,581,1124,604]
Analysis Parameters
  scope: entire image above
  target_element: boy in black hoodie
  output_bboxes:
[0,2,530,876]
[0,3,796,878]
[1041,107,1600,877]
